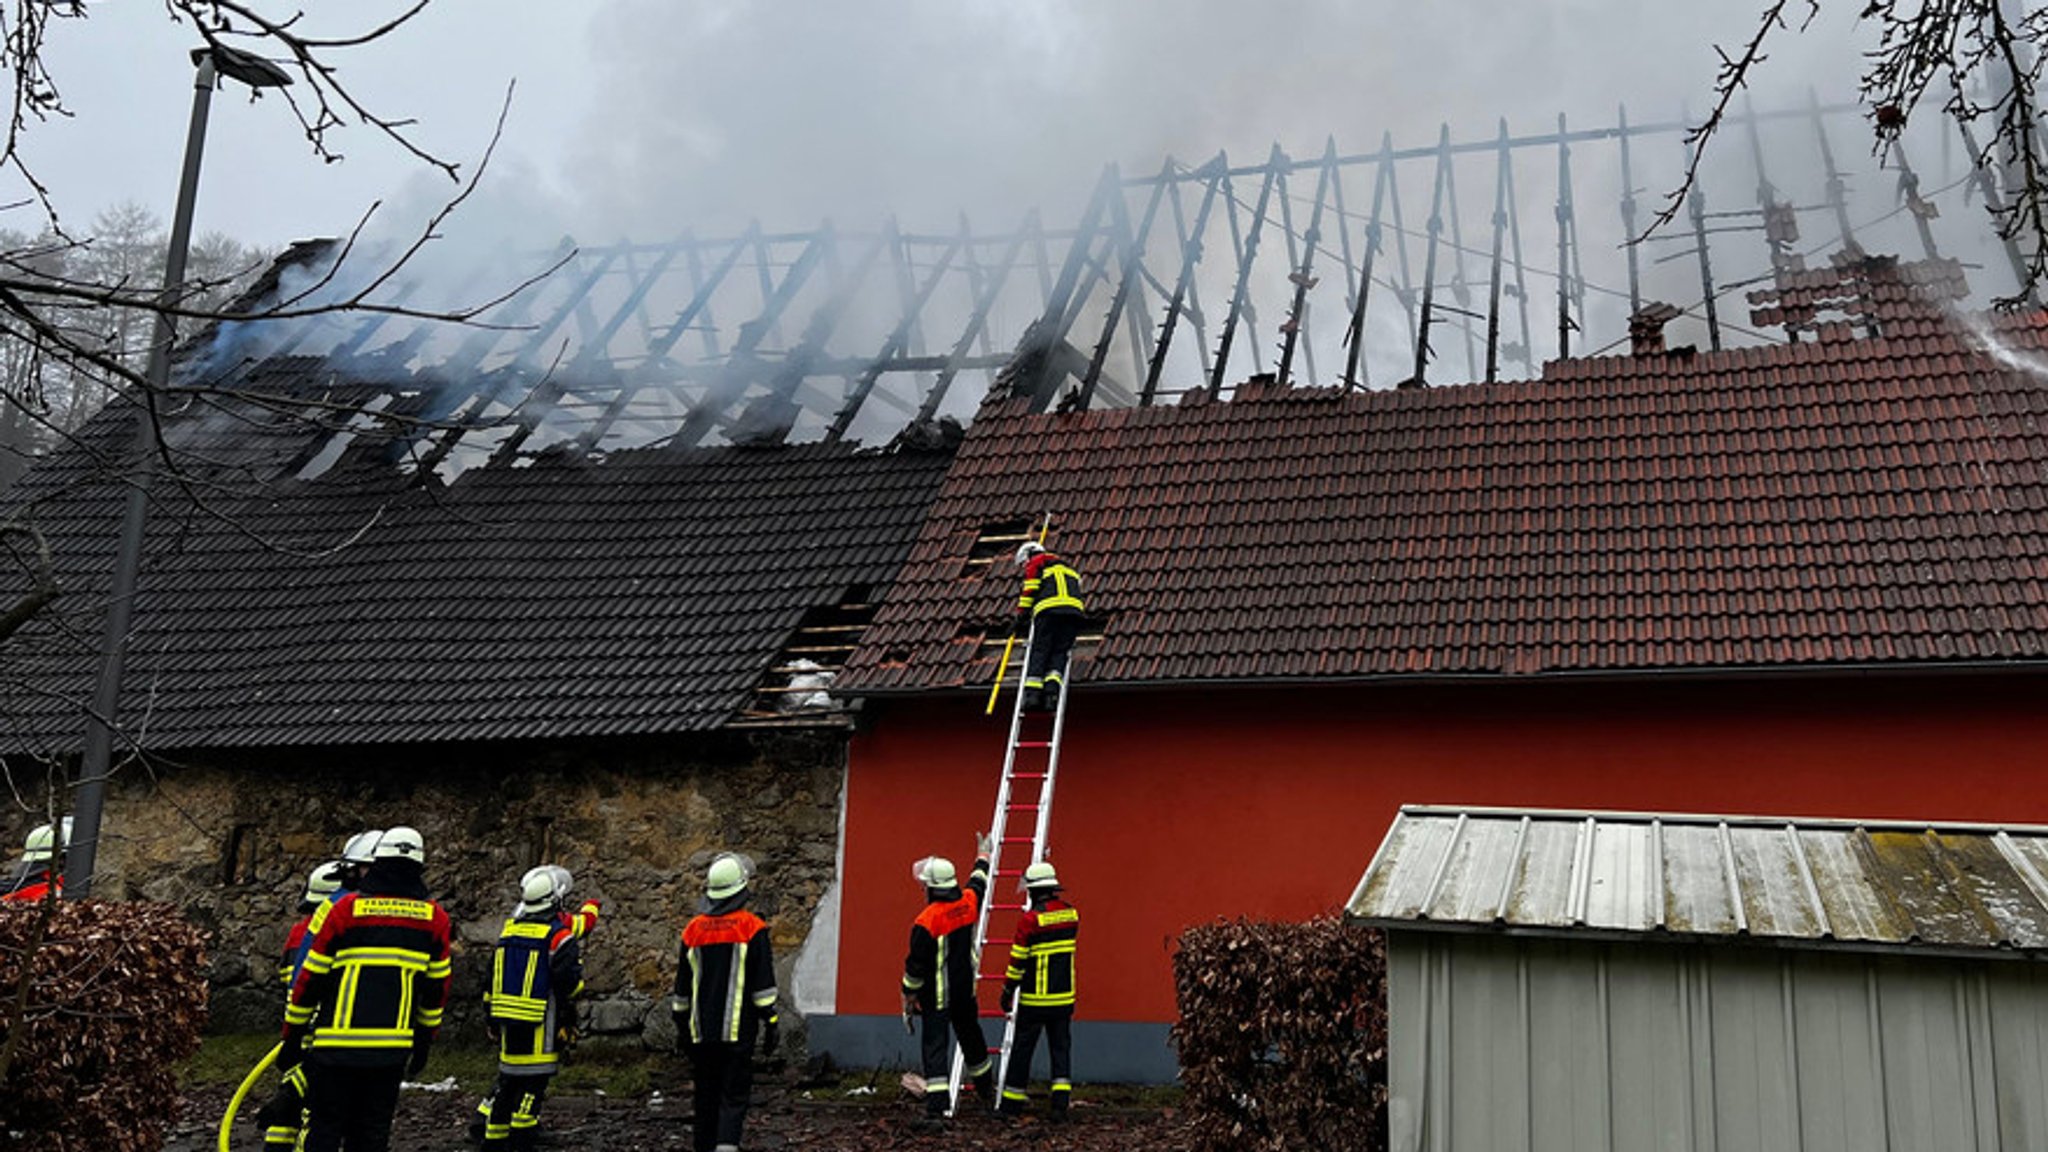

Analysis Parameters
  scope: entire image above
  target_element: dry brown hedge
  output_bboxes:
[0,900,209,1151]
[1171,917,1387,1152]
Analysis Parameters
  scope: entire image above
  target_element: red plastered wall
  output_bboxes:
[836,675,2048,1023]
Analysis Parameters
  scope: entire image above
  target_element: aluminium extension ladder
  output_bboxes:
[946,622,1074,1115]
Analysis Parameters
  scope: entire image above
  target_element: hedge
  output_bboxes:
[1171,917,1387,1152]
[0,900,209,1151]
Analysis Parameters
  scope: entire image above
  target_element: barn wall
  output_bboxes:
[1385,931,2048,1152]
[828,674,2048,1048]
[81,731,845,1045]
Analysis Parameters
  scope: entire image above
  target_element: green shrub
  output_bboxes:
[1171,917,1387,1152]
[0,900,208,1151]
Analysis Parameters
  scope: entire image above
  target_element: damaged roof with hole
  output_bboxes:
[1348,806,2048,958]
[838,307,2048,694]
[0,352,956,750]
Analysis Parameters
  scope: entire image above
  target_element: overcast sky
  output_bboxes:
[19,0,1880,252]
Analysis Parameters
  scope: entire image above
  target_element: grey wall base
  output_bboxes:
[806,1015,1178,1084]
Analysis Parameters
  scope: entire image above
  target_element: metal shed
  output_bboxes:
[1348,806,2048,1152]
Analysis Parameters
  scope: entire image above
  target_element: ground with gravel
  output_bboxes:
[170,1064,1196,1152]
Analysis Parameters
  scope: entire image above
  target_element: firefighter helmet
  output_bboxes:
[1022,861,1061,892]
[706,854,750,900]
[1014,540,1045,566]
[522,864,574,902]
[303,862,344,905]
[917,856,958,889]
[519,868,564,915]
[21,818,68,864]
[340,830,382,865]
[375,826,425,865]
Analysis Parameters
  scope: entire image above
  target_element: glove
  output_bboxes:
[556,1025,581,1051]
[673,1011,690,1056]
[405,1033,433,1079]
[975,831,993,859]
[276,1026,307,1072]
[1013,612,1031,638]
[1001,985,1018,1014]
[900,990,918,1033]
[761,1014,780,1057]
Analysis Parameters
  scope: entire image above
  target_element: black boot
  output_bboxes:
[973,1068,997,1106]
[1050,1089,1071,1123]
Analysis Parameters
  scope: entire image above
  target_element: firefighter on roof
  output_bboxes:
[281,825,452,1152]
[3,818,68,902]
[998,860,1080,1121]
[475,867,587,1150]
[252,860,345,1150]
[674,852,779,1152]
[903,833,997,1119]
[1013,541,1085,713]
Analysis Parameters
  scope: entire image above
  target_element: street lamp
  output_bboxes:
[67,43,292,898]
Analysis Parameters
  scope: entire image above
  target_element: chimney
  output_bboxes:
[1629,302,1682,356]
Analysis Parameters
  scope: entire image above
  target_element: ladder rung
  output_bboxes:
[1012,772,1046,781]
[990,902,1025,911]
[1015,741,1052,749]
[1001,836,1033,844]
[979,1010,1009,1018]
[1007,804,1040,812]
[984,938,1011,947]
[994,870,1024,878]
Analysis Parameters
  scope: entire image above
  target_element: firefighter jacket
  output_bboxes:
[1017,553,1085,619]
[489,910,584,1074]
[277,913,316,987]
[0,869,59,902]
[902,857,990,1012]
[284,867,453,1068]
[1003,897,1079,1010]
[674,909,777,1046]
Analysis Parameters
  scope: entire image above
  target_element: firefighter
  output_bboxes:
[475,868,586,1150]
[253,861,345,1150]
[471,864,603,1142]
[1013,541,1086,713]
[281,826,452,1152]
[335,829,382,891]
[997,861,1080,1122]
[2,818,67,901]
[902,832,996,1121]
[673,853,780,1152]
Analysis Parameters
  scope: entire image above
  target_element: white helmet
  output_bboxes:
[518,868,564,915]
[22,818,69,864]
[302,862,344,905]
[915,856,958,889]
[340,830,382,866]
[706,852,753,901]
[1014,540,1045,566]
[375,826,425,866]
[521,865,574,903]
[1022,861,1061,892]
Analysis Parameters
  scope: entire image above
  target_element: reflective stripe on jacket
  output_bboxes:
[1018,553,1085,616]
[1003,899,1079,1009]
[674,910,777,1045]
[903,856,990,1011]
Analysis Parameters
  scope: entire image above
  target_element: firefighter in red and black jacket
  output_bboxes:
[1,820,67,902]
[673,852,779,1152]
[1013,541,1086,713]
[282,826,452,1152]
[903,833,996,1119]
[478,867,586,1151]
[253,860,345,1150]
[998,861,1080,1121]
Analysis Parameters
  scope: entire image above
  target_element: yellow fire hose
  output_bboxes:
[984,515,1053,715]
[217,1042,281,1152]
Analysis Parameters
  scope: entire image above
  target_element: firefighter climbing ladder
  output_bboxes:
[947,622,1073,1115]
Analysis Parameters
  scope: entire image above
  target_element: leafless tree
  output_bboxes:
[1659,0,2047,305]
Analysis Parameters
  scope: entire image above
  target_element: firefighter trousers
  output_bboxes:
[919,998,993,1112]
[482,1070,553,1150]
[686,1030,758,1152]
[303,1060,404,1152]
[1001,1006,1074,1110]
[1023,610,1082,697]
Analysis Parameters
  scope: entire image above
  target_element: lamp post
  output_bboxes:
[67,44,292,899]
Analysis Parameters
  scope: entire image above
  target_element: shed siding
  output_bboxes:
[1389,933,2048,1152]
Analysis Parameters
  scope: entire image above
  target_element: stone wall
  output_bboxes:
[89,730,845,1047]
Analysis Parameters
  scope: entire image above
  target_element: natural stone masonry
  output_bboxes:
[88,731,845,1046]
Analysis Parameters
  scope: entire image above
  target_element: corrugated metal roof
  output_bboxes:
[1348,806,2048,957]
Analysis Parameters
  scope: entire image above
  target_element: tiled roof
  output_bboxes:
[1349,806,2048,957]
[0,363,953,750]
[840,309,2048,692]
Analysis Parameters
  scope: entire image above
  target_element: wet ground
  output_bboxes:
[171,1068,1196,1151]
